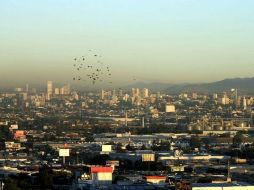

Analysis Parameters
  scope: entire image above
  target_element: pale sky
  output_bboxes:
[0,0,254,88]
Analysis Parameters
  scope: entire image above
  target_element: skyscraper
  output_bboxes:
[25,84,29,92]
[55,88,60,95]
[63,84,71,95]
[132,88,140,97]
[243,96,247,110]
[47,81,53,100]
[231,88,238,106]
[101,89,105,100]
[143,88,149,98]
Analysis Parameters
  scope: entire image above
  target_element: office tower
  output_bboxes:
[132,88,136,97]
[25,84,29,92]
[63,84,71,95]
[243,96,247,110]
[213,93,218,99]
[47,81,53,94]
[31,88,37,94]
[47,81,53,98]
[136,88,140,97]
[119,89,123,97]
[60,88,65,95]
[112,89,116,97]
[222,93,230,105]
[231,88,238,106]
[101,89,105,100]
[22,93,28,101]
[157,91,161,98]
[132,88,140,97]
[55,88,60,95]
[143,88,149,98]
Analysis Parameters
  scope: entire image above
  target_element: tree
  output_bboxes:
[125,144,135,151]
[118,159,133,171]
[233,133,246,147]
[140,144,147,150]
[116,143,126,153]
[190,135,202,148]
[0,125,12,141]
[89,154,110,165]
[38,166,53,189]
[4,179,21,190]
[85,135,94,142]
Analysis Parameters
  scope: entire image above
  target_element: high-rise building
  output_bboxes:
[47,81,53,94]
[47,81,53,100]
[112,89,116,97]
[55,88,60,95]
[231,88,238,106]
[31,88,37,94]
[101,89,105,100]
[221,93,230,105]
[132,88,140,97]
[143,88,149,98]
[25,84,29,92]
[60,88,65,95]
[136,88,140,97]
[63,84,71,95]
[213,93,218,99]
[118,89,123,97]
[132,88,136,97]
[243,96,247,110]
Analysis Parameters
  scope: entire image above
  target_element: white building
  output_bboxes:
[91,167,113,185]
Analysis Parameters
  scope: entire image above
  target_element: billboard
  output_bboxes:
[101,145,112,152]
[142,153,155,162]
[59,149,70,157]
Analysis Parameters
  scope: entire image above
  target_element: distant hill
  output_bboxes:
[122,82,173,92]
[166,77,254,94]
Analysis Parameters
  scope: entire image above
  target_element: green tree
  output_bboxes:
[233,133,246,146]
[90,154,110,165]
[116,143,126,153]
[38,166,53,189]
[190,135,202,148]
[3,179,21,190]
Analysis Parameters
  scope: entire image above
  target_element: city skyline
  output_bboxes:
[1,1,254,189]
[1,0,254,87]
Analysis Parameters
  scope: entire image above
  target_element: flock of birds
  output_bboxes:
[72,50,138,86]
[72,50,113,85]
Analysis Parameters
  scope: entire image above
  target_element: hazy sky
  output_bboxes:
[0,0,254,87]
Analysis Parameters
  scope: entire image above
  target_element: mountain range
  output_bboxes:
[125,77,254,94]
